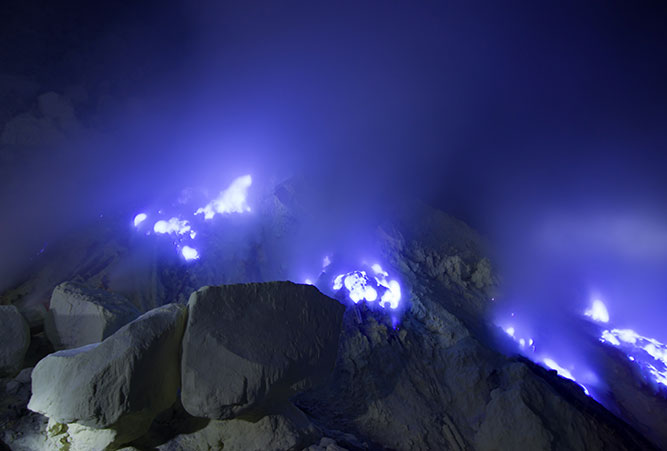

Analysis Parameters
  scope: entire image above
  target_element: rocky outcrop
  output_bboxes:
[294,202,655,451]
[2,193,665,450]
[297,302,655,450]
[135,403,322,451]
[0,305,30,377]
[181,282,345,420]
[28,303,187,448]
[44,281,141,350]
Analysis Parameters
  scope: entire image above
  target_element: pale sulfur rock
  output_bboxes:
[44,281,141,350]
[181,282,345,420]
[155,404,320,451]
[304,437,349,451]
[0,305,30,376]
[45,418,118,451]
[28,303,187,447]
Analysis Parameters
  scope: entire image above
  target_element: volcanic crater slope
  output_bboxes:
[0,189,663,450]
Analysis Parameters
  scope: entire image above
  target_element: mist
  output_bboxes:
[2,0,667,356]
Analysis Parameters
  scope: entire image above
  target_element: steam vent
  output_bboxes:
[2,2,667,450]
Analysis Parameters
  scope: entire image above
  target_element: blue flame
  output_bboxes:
[332,264,402,310]
[181,246,200,261]
[153,217,192,236]
[130,175,252,259]
[584,299,610,323]
[195,174,252,219]
[133,213,148,227]
[498,297,667,399]
[600,327,667,387]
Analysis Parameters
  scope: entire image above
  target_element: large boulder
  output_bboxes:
[45,281,141,350]
[181,282,345,420]
[0,305,30,377]
[28,303,187,447]
[133,403,322,451]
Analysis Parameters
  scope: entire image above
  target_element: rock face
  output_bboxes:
[44,281,141,350]
[294,202,656,451]
[181,282,345,420]
[0,305,30,377]
[28,303,187,447]
[138,403,322,451]
[2,191,665,449]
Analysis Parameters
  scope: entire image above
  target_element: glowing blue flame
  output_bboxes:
[372,263,388,276]
[502,323,535,351]
[133,213,148,227]
[584,299,610,323]
[543,357,589,395]
[333,274,344,290]
[380,280,401,309]
[600,328,667,386]
[333,265,402,309]
[195,174,252,220]
[153,217,192,236]
[131,175,253,260]
[502,295,667,396]
[181,246,199,261]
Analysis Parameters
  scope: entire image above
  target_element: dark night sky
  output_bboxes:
[2,1,666,219]
[2,1,667,337]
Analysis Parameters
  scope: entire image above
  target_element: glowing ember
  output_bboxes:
[195,174,252,220]
[133,213,148,227]
[181,246,199,261]
[332,265,402,309]
[153,217,192,235]
[584,299,610,323]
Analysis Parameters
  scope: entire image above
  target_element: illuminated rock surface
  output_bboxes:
[0,195,664,450]
[28,303,186,447]
[44,281,141,350]
[181,282,345,420]
[130,402,321,451]
[294,202,655,450]
[0,305,30,377]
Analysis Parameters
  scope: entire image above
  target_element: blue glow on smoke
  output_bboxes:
[130,175,252,259]
[131,175,403,316]
[195,174,252,219]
